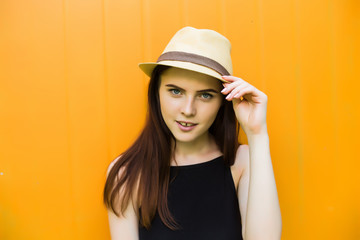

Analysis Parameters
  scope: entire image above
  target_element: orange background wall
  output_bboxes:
[1,0,359,239]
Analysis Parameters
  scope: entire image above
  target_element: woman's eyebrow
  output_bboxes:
[165,84,219,93]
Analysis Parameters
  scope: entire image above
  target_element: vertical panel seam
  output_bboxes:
[140,0,147,109]
[62,0,76,237]
[183,0,189,26]
[101,0,111,163]
[328,0,340,224]
[293,0,305,233]
[257,0,267,90]
[179,0,184,26]
[219,0,227,35]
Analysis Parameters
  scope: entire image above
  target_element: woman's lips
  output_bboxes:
[176,121,198,132]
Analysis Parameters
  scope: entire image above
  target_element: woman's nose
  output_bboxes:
[181,96,196,117]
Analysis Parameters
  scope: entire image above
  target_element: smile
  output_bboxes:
[176,121,198,131]
[177,121,197,127]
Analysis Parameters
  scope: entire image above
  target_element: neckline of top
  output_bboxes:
[170,155,223,169]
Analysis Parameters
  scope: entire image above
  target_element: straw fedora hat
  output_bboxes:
[138,26,232,82]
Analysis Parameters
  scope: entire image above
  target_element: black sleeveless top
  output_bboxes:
[139,156,243,240]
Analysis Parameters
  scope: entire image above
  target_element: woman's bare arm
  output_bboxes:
[107,200,139,239]
[106,159,139,240]
[221,75,282,239]
[244,133,282,239]
[234,144,250,239]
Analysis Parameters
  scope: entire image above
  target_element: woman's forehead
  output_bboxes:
[160,67,222,89]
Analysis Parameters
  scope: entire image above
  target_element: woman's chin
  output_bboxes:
[173,133,208,145]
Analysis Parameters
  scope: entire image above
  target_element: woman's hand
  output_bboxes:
[221,75,268,136]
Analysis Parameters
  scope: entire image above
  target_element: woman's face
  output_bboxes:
[158,67,223,145]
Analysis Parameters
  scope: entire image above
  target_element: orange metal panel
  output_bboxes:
[0,0,359,239]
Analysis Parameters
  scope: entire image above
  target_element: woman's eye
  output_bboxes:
[169,89,181,95]
[201,93,213,99]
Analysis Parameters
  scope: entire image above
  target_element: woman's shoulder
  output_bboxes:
[106,154,141,207]
[106,155,122,178]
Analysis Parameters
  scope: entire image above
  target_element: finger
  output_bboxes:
[225,85,245,100]
[231,85,249,98]
[222,76,251,90]
[221,81,247,95]
[221,75,247,83]
[226,86,253,101]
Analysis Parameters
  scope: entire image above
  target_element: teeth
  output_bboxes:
[179,122,194,127]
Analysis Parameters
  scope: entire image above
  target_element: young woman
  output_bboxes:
[103,27,282,240]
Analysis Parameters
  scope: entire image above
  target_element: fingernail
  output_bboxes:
[221,88,227,93]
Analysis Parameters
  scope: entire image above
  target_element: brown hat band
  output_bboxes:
[157,51,230,76]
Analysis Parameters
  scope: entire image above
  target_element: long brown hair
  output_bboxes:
[103,65,240,230]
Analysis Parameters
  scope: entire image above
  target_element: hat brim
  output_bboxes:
[138,61,229,83]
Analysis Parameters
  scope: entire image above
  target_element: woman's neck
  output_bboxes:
[170,132,222,165]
